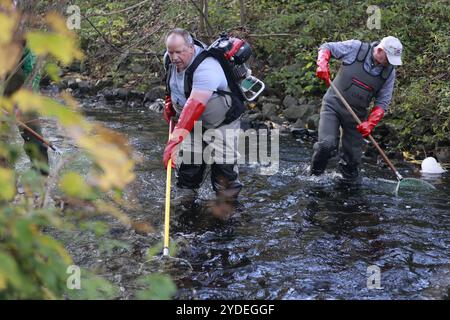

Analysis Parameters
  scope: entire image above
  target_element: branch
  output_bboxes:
[81,14,123,54]
[24,56,44,89]
[122,21,166,51]
[42,154,75,209]
[83,0,153,19]
[246,33,298,37]
[189,0,213,37]
[1,56,26,96]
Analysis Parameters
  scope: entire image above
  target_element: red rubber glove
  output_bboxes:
[357,106,385,137]
[163,97,205,168]
[163,95,176,124]
[316,48,331,86]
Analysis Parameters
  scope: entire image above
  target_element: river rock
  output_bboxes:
[77,80,93,95]
[301,104,318,118]
[283,105,301,121]
[306,114,320,130]
[292,118,305,129]
[269,115,284,124]
[283,104,316,122]
[262,103,279,119]
[113,88,128,101]
[144,86,165,104]
[148,99,164,113]
[95,78,114,91]
[436,147,450,163]
[127,90,144,102]
[242,112,262,122]
[67,78,80,90]
[226,253,251,268]
[282,95,298,109]
[258,95,282,106]
[102,88,116,102]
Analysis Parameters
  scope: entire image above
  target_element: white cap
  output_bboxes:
[379,36,403,66]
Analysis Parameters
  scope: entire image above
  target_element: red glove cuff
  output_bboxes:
[163,95,176,123]
[357,106,385,137]
[316,49,331,86]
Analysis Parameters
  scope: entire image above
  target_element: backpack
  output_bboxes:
[164,33,258,125]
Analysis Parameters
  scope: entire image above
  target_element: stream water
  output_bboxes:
[34,90,450,300]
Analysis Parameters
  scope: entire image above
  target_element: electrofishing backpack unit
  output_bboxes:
[164,32,265,124]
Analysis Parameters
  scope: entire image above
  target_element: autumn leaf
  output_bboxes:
[0,42,21,78]
[11,89,88,128]
[0,168,15,201]
[0,12,18,44]
[26,31,83,65]
[59,172,95,200]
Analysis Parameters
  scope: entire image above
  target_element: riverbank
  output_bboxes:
[47,70,450,170]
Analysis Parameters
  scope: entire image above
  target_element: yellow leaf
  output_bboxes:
[0,42,21,78]
[26,31,83,65]
[37,234,73,265]
[0,96,14,113]
[59,172,94,199]
[92,125,133,157]
[95,200,131,227]
[11,89,88,128]
[0,0,15,9]
[45,12,72,37]
[77,134,135,190]
[45,63,61,82]
[0,12,18,44]
[0,167,15,201]
[0,273,6,290]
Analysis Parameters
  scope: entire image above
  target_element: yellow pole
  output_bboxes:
[163,158,172,256]
[163,119,174,256]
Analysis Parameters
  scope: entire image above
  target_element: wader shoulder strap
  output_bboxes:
[381,65,394,80]
[356,42,393,80]
[357,42,370,62]
[343,41,367,65]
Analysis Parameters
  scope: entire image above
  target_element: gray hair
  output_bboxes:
[165,28,194,47]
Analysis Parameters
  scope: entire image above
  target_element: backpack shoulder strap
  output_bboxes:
[205,48,245,101]
[163,51,172,96]
[184,47,245,102]
[184,50,210,98]
[193,37,207,49]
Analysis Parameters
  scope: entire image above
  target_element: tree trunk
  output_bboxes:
[198,0,205,35]
[239,0,246,27]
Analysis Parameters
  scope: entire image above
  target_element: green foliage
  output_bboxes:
[59,172,97,200]
[0,206,73,299]
[245,0,449,150]
[0,6,175,300]
[68,0,449,151]
[65,270,119,300]
[135,273,177,300]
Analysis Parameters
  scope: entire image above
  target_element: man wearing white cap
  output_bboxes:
[310,36,403,182]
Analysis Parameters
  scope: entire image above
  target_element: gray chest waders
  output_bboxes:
[310,42,393,181]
